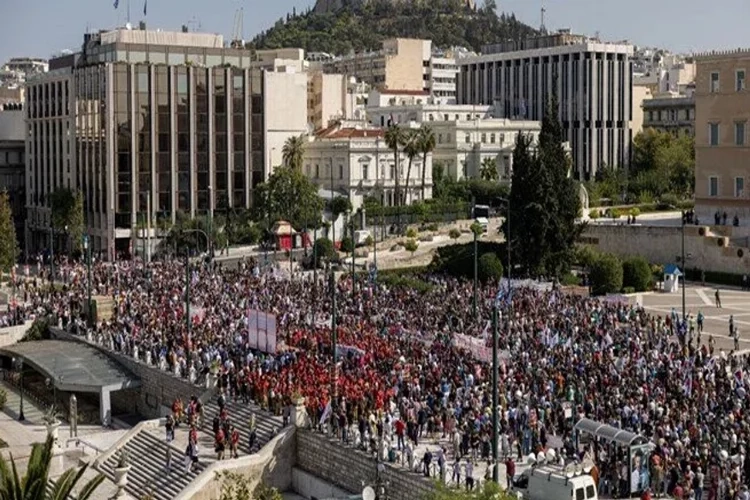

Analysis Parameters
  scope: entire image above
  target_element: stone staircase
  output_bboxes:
[97,427,206,500]
[200,394,284,455]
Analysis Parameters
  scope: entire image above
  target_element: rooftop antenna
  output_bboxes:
[187,16,201,32]
[540,2,547,34]
[230,7,245,48]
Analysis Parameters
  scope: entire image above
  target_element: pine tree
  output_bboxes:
[0,191,18,273]
[539,87,581,276]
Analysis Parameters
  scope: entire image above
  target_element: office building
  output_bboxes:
[633,50,695,95]
[457,30,634,179]
[0,103,26,245]
[303,120,433,210]
[25,27,308,259]
[642,92,695,136]
[316,38,460,104]
[694,49,750,224]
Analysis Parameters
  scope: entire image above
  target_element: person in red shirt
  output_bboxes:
[215,428,226,461]
[395,419,406,450]
[640,487,652,500]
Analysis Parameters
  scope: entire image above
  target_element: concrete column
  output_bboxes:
[100,388,111,426]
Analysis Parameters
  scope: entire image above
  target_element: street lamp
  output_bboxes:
[83,234,92,325]
[185,248,192,368]
[491,304,499,482]
[13,357,24,421]
[496,197,512,281]
[329,260,338,411]
[472,197,478,321]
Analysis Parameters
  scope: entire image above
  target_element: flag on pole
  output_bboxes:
[143,0,147,16]
[114,0,119,8]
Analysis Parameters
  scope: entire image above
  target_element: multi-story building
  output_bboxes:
[642,92,695,136]
[633,50,696,95]
[303,120,433,210]
[307,72,371,130]
[0,103,26,246]
[365,98,540,181]
[457,30,634,179]
[316,38,460,104]
[694,49,750,224]
[25,27,308,259]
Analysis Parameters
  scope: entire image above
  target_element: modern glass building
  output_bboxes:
[25,28,308,259]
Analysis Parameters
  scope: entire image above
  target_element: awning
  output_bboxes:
[574,417,648,446]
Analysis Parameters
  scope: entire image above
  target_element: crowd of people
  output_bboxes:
[6,252,750,499]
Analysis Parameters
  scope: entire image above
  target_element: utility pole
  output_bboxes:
[681,210,686,321]
[49,227,54,285]
[330,265,337,409]
[472,197,478,321]
[185,249,191,367]
[84,235,92,325]
[313,226,318,323]
[350,211,355,299]
[492,305,499,482]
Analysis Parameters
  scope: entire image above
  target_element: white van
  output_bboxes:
[510,464,598,500]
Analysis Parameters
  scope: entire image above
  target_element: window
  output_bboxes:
[648,110,654,122]
[576,487,585,500]
[429,114,434,121]
[338,165,344,179]
[711,72,720,93]
[490,133,496,144]
[481,133,487,143]
[362,163,369,180]
[446,133,451,143]
[438,133,443,144]
[737,122,746,145]
[736,177,745,197]
[465,134,471,144]
[444,114,449,121]
[709,176,719,197]
[315,164,319,178]
[389,164,396,179]
[737,69,746,91]
[586,485,596,499]
[709,123,720,146]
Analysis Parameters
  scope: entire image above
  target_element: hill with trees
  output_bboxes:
[249,0,538,55]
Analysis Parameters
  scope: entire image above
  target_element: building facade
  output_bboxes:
[694,49,750,224]
[317,39,459,104]
[457,31,634,179]
[0,104,26,246]
[303,120,433,210]
[642,93,695,136]
[365,100,540,181]
[25,28,308,259]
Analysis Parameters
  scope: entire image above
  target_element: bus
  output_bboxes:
[472,204,490,233]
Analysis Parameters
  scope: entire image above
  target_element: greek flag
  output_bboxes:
[495,278,513,306]
[114,0,119,8]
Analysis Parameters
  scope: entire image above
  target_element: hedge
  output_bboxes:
[684,268,745,288]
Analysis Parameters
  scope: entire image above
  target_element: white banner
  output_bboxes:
[245,309,278,354]
[454,333,491,362]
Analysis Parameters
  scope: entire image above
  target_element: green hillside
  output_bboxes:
[249,0,538,55]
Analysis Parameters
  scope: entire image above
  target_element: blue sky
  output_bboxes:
[1,0,749,64]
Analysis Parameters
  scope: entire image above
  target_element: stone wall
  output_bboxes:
[51,328,203,418]
[296,430,436,500]
[0,321,32,348]
[581,224,750,274]
[175,426,296,500]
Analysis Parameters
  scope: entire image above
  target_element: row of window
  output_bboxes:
[708,176,745,198]
[708,121,748,146]
[710,69,746,92]
[646,108,694,122]
[303,162,422,181]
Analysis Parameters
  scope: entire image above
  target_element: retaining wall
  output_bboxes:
[296,430,436,500]
[0,321,32,348]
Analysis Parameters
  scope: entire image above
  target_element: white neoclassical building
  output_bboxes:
[303,120,433,211]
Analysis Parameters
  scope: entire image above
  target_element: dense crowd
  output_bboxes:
[8,253,750,499]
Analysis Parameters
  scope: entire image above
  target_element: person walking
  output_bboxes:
[716,289,722,308]
[165,413,175,442]
[230,426,240,459]
[215,427,226,461]
[165,441,173,473]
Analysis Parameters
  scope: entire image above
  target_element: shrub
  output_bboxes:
[364,235,374,247]
[22,318,51,342]
[574,245,600,269]
[560,272,582,286]
[610,208,621,219]
[589,253,623,296]
[622,286,636,294]
[589,209,600,219]
[630,207,641,217]
[426,223,439,232]
[404,239,419,257]
[638,190,655,204]
[0,388,6,409]
[470,222,484,236]
[478,253,504,283]
[405,228,417,238]
[340,237,354,253]
[312,238,335,267]
[448,228,461,240]
[419,235,434,242]
[622,256,652,292]
[657,193,680,210]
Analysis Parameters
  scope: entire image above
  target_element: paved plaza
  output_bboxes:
[638,283,750,353]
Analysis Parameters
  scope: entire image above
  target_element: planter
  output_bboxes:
[46,421,61,444]
[113,465,131,498]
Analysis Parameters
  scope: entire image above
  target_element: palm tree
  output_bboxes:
[479,157,499,181]
[384,124,406,228]
[417,125,436,200]
[402,131,420,206]
[0,435,105,500]
[282,134,306,171]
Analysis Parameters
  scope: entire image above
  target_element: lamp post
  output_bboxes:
[681,210,687,321]
[472,197,478,321]
[49,227,54,284]
[13,357,24,421]
[83,234,92,325]
[349,209,355,299]
[491,304,499,482]
[185,248,191,368]
[497,197,512,281]
[313,226,318,323]
[329,261,337,409]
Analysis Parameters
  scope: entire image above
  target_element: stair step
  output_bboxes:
[201,395,285,454]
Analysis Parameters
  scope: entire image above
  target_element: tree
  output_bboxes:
[282,134,306,171]
[312,237,336,267]
[622,256,652,292]
[0,191,18,273]
[428,480,516,500]
[385,124,407,228]
[630,129,695,198]
[329,196,352,220]
[49,188,84,254]
[479,157,499,181]
[589,252,624,296]
[252,166,324,230]
[449,228,461,240]
[0,434,104,500]
[478,252,504,282]
[214,472,282,500]
[402,131,420,206]
[418,125,436,200]
[404,238,419,258]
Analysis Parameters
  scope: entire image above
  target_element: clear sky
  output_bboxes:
[1,0,749,64]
